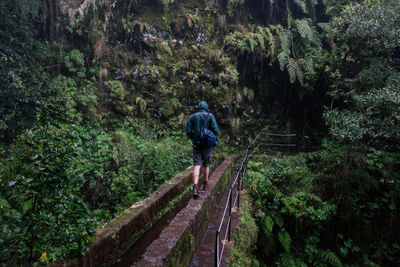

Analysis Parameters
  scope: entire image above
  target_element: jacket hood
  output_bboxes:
[198,101,209,112]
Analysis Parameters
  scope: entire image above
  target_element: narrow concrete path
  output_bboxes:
[189,159,242,267]
[133,156,237,267]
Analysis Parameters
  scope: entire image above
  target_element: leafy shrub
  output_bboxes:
[0,123,191,264]
[71,127,192,214]
[228,191,258,267]
[64,49,86,79]
[0,125,97,264]
[246,149,400,266]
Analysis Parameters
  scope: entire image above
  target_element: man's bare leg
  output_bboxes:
[193,165,201,198]
[193,165,201,185]
[203,166,210,190]
[204,166,209,181]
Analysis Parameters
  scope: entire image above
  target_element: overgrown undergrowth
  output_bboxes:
[231,147,400,266]
[0,123,191,264]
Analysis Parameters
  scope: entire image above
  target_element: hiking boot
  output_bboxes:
[193,185,199,199]
[203,180,209,191]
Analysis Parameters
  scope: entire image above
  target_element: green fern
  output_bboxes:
[279,29,292,55]
[295,19,313,41]
[247,36,257,53]
[278,51,289,71]
[287,58,297,84]
[287,58,304,85]
[278,231,292,252]
[261,215,274,236]
[293,0,307,14]
[136,97,147,113]
[303,56,315,73]
[254,33,265,50]
[243,87,254,101]
[319,250,343,267]
[317,22,332,32]
[257,26,273,44]
[270,36,279,57]
[294,60,304,85]
[279,253,307,267]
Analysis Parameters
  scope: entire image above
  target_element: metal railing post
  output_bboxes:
[215,231,220,267]
[228,188,232,241]
[237,170,241,208]
[241,166,246,191]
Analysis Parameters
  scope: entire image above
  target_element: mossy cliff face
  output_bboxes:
[54,0,241,135]
[38,0,331,146]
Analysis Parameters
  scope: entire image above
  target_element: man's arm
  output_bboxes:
[186,117,194,139]
[210,114,219,135]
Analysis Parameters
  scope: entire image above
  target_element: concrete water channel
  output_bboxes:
[56,155,240,266]
[55,132,296,267]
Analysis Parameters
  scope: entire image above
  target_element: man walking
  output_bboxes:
[186,101,219,198]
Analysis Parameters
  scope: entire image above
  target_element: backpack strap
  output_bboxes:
[201,112,210,130]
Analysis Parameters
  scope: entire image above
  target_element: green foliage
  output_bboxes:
[64,49,86,79]
[0,125,97,264]
[261,215,274,237]
[277,253,307,267]
[0,123,191,264]
[325,82,400,145]
[324,0,400,149]
[46,76,99,123]
[278,231,291,252]
[225,28,272,55]
[341,0,400,50]
[270,20,322,86]
[227,0,245,18]
[246,149,400,266]
[228,192,259,267]
[319,250,343,267]
[0,0,49,142]
[70,126,191,214]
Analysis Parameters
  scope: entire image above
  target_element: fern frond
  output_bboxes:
[279,29,292,55]
[261,215,274,236]
[287,58,297,83]
[254,33,265,50]
[317,22,332,33]
[293,0,307,13]
[278,231,292,252]
[279,253,307,267]
[287,58,304,85]
[303,57,314,73]
[277,51,289,71]
[311,27,321,46]
[295,19,313,41]
[270,36,279,57]
[258,26,273,43]
[320,250,343,267]
[247,37,257,52]
[295,59,304,85]
[136,97,147,113]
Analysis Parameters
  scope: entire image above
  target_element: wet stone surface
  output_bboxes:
[189,160,242,267]
[134,156,236,267]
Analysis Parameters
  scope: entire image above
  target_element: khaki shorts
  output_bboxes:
[193,144,213,167]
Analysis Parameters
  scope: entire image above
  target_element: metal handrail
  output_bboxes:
[214,132,296,267]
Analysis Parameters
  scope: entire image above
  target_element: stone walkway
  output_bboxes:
[189,160,242,267]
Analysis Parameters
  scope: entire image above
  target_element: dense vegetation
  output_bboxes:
[0,0,399,264]
[230,149,399,266]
